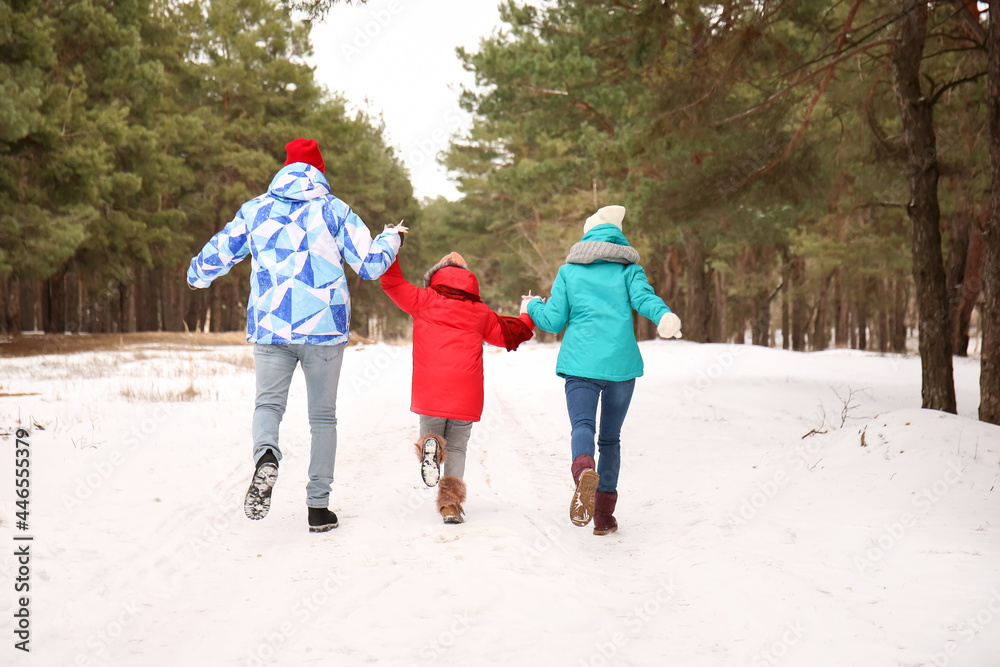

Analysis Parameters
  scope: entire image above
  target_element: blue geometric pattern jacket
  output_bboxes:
[187,163,401,345]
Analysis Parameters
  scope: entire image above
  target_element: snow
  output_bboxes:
[0,339,997,666]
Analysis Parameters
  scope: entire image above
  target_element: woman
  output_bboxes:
[525,205,681,535]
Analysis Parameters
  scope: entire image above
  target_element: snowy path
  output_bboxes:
[0,340,997,666]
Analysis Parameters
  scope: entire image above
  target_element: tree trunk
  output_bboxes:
[711,271,740,343]
[161,269,182,332]
[856,279,868,352]
[946,208,972,353]
[185,287,205,333]
[892,279,908,353]
[751,288,771,346]
[218,279,231,332]
[834,270,850,347]
[227,279,241,331]
[43,271,67,334]
[812,272,833,351]
[80,283,93,333]
[119,281,137,333]
[20,280,37,331]
[780,245,790,350]
[661,247,683,315]
[151,269,164,331]
[891,0,956,413]
[633,311,655,341]
[135,268,153,331]
[0,276,6,338]
[64,265,82,334]
[209,283,222,333]
[876,278,889,353]
[813,294,828,351]
[1,276,19,337]
[790,255,807,352]
[684,239,712,343]
[953,221,984,356]
[85,284,110,334]
[7,278,18,336]
[749,247,773,346]
[981,0,1000,424]
[106,288,117,332]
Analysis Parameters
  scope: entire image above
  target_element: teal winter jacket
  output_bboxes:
[527,224,671,381]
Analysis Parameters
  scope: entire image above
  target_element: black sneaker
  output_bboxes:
[244,450,278,520]
[308,507,339,533]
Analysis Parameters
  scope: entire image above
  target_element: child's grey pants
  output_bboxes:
[418,415,474,480]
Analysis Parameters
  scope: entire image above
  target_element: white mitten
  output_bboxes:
[657,312,682,339]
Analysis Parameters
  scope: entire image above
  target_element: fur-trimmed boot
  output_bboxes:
[437,476,467,524]
[414,434,447,487]
[570,454,598,527]
[593,491,618,535]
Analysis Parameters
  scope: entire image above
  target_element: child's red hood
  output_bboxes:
[429,265,480,297]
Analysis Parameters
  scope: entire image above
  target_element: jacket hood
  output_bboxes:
[267,163,331,202]
[580,223,630,246]
[429,265,480,296]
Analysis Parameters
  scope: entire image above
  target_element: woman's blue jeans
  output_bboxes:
[252,343,345,508]
[564,376,635,493]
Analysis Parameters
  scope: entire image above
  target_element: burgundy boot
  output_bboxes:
[570,455,598,527]
[593,491,618,535]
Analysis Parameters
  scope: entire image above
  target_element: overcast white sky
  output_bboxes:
[305,0,503,202]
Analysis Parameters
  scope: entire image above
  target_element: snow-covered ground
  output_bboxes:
[0,339,997,666]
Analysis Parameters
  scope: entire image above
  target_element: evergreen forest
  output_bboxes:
[2,0,999,423]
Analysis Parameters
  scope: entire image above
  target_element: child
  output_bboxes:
[380,252,534,523]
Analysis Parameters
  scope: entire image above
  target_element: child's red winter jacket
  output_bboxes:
[380,258,534,421]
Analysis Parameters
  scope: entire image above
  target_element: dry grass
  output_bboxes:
[219,354,256,371]
[120,381,200,403]
[0,331,374,358]
[0,332,248,358]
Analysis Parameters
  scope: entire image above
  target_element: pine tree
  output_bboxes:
[982,2,1000,424]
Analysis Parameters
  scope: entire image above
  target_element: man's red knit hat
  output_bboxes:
[284,138,325,173]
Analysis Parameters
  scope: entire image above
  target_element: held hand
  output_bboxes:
[384,220,408,247]
[384,220,409,235]
[657,312,682,339]
[520,291,542,316]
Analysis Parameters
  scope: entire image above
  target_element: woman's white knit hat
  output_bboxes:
[583,205,626,234]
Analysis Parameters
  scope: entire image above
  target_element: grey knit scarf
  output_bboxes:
[566,241,640,265]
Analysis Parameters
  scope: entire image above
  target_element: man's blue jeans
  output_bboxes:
[252,343,345,508]
[564,376,636,493]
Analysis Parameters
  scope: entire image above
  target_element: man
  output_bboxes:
[187,138,407,533]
